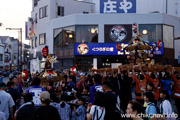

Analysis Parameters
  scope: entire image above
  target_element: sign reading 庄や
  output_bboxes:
[100,0,136,13]
[74,43,164,56]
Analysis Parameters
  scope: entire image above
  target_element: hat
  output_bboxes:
[0,82,6,88]
[40,91,50,101]
[80,76,84,80]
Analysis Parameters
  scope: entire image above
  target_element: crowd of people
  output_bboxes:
[0,66,180,120]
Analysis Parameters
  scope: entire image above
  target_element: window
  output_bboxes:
[34,0,39,7]
[0,54,3,61]
[76,25,98,43]
[39,33,46,45]
[39,6,48,19]
[35,37,37,47]
[139,24,162,43]
[54,28,63,48]
[63,26,75,48]
[54,26,75,49]
[35,13,38,23]
[163,25,174,48]
[57,6,64,16]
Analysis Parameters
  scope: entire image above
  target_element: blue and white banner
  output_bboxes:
[100,0,136,13]
[74,43,164,56]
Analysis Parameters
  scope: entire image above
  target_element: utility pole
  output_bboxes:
[6,28,23,71]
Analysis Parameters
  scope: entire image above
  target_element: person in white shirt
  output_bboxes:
[0,83,15,120]
[0,111,6,120]
[159,90,173,115]
[87,92,105,120]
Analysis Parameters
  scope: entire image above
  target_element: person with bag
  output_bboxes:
[87,92,105,120]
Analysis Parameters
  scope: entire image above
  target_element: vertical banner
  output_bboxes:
[25,22,29,40]
[100,0,136,13]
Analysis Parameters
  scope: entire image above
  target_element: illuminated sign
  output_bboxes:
[74,43,164,56]
[100,0,136,13]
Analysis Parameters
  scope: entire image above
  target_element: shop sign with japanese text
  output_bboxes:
[74,43,164,56]
[100,0,136,13]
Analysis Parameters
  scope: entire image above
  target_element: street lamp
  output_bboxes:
[6,28,22,71]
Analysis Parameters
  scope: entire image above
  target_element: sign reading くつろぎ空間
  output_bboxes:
[74,43,164,56]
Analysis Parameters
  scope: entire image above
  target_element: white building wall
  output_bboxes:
[30,0,95,73]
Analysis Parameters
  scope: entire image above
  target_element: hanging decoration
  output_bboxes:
[42,46,49,58]
[116,44,121,51]
[157,41,162,49]
[132,23,137,33]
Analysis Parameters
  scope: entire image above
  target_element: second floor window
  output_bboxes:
[35,37,37,47]
[39,6,48,19]
[58,6,64,16]
[39,33,46,45]
[0,54,3,61]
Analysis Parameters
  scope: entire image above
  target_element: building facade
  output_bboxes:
[45,13,180,71]
[29,0,95,73]
[0,36,19,71]
[28,0,180,72]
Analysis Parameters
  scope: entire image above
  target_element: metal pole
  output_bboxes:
[17,39,19,70]
[20,28,22,71]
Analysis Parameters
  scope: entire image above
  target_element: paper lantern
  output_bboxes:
[157,41,162,49]
[42,46,49,58]
[70,67,76,76]
[116,44,121,51]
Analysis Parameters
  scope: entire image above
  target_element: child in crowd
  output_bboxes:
[144,92,157,116]
[74,97,86,120]
[82,86,89,101]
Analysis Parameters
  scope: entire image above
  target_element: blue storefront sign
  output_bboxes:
[74,43,164,56]
[100,0,136,13]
